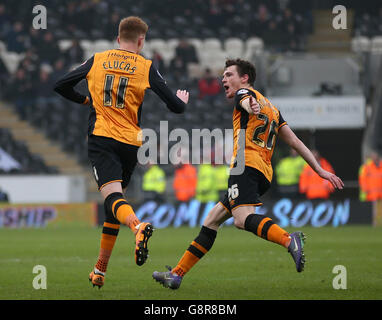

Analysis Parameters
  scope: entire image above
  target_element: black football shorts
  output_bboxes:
[87,134,139,190]
[220,166,270,213]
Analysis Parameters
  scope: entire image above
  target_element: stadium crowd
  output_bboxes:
[353,7,382,37]
[1,1,381,201]
[0,0,313,173]
[0,0,312,45]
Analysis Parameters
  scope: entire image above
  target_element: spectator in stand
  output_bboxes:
[280,8,296,31]
[64,39,84,66]
[0,49,9,98]
[283,22,298,52]
[6,68,33,119]
[0,187,9,203]
[142,161,166,202]
[0,4,12,40]
[169,55,188,82]
[280,8,302,51]
[208,0,224,32]
[105,12,122,40]
[196,161,219,204]
[26,26,41,51]
[36,65,53,98]
[174,38,199,66]
[6,21,27,53]
[19,48,40,72]
[37,31,60,65]
[198,68,221,103]
[275,148,306,198]
[215,163,229,200]
[50,58,67,85]
[250,3,270,38]
[151,50,166,75]
[359,151,382,202]
[173,160,197,203]
[262,21,283,52]
[299,150,335,200]
[35,64,60,110]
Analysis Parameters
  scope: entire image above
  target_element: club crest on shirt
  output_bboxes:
[237,89,249,95]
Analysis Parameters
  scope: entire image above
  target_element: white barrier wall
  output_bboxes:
[270,96,366,129]
[0,175,86,203]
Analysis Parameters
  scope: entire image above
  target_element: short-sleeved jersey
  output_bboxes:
[54,49,185,147]
[231,88,287,182]
[86,50,152,146]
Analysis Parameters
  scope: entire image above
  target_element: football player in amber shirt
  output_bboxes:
[55,16,189,289]
[153,59,344,290]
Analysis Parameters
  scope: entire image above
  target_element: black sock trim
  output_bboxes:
[105,192,123,205]
[104,203,120,225]
[102,226,120,236]
[104,192,124,224]
[187,245,204,259]
[244,214,264,233]
[261,220,275,239]
[113,200,129,217]
[194,226,217,251]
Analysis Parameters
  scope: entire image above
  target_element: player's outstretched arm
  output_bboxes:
[279,125,344,190]
[148,65,187,113]
[54,56,93,105]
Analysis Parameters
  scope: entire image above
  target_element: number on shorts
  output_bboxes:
[228,184,239,201]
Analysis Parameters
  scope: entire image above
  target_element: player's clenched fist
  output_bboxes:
[249,96,260,114]
[176,89,190,104]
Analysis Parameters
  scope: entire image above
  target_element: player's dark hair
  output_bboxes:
[225,59,256,85]
[119,16,148,42]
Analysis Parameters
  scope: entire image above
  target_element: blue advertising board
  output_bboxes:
[97,199,373,228]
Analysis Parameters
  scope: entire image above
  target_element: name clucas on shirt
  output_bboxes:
[103,51,138,73]
[102,60,137,74]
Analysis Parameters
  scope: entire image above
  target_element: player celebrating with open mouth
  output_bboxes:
[153,58,344,289]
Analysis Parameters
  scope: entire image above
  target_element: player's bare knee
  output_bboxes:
[233,217,245,230]
[203,215,220,230]
[203,203,229,230]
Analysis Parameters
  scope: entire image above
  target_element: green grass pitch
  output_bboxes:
[0,225,381,300]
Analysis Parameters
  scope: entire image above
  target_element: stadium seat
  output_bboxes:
[203,38,222,52]
[58,39,73,52]
[149,39,167,54]
[148,39,170,62]
[94,39,112,53]
[80,40,95,58]
[167,39,180,53]
[351,36,371,53]
[140,41,152,58]
[244,37,264,60]
[224,38,244,58]
[188,38,203,52]
[199,50,227,74]
[0,128,54,174]
[158,38,178,65]
[188,63,203,79]
[0,51,24,74]
[371,36,382,52]
[0,40,6,52]
[111,40,119,49]
[79,40,93,51]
